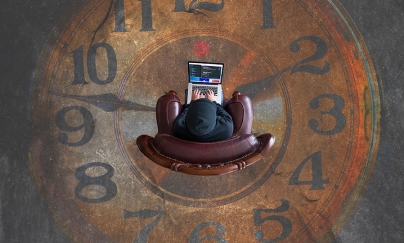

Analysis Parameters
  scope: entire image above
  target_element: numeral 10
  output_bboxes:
[111,0,275,32]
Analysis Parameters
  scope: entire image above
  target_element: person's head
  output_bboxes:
[185,99,216,137]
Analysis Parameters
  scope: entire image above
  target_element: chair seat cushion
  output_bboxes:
[152,133,261,164]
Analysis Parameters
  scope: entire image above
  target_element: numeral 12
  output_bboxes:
[111,0,275,32]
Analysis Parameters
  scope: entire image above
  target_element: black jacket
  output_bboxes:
[172,99,233,142]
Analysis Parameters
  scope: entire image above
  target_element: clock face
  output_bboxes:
[29,0,380,242]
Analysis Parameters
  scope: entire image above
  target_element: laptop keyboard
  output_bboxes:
[192,85,218,95]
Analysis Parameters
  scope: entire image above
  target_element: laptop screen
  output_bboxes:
[188,62,223,84]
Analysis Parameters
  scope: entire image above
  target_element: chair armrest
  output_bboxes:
[156,91,182,135]
[226,92,253,136]
[256,133,275,156]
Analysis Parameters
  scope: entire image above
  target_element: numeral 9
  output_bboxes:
[55,106,95,146]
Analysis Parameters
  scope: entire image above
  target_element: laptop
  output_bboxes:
[187,61,224,105]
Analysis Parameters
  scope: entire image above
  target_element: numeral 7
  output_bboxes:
[124,206,163,243]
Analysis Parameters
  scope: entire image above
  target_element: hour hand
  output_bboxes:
[233,66,290,99]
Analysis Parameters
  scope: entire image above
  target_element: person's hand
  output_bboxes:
[206,89,215,102]
[191,89,202,101]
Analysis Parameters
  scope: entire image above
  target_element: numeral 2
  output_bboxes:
[290,36,330,75]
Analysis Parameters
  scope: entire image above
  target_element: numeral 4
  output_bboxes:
[289,151,330,190]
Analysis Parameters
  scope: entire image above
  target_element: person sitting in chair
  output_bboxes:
[172,89,233,142]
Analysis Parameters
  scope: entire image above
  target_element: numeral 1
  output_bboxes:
[112,0,154,31]
[173,0,187,12]
[261,0,276,29]
[113,0,128,32]
[139,0,155,31]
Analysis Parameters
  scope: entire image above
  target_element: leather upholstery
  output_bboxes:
[136,91,275,176]
[155,90,182,135]
[153,133,260,164]
[226,93,253,135]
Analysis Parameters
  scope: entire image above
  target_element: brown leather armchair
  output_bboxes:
[136,91,275,176]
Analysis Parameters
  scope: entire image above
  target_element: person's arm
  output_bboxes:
[206,89,233,131]
[172,104,201,141]
[214,101,233,123]
[213,102,234,140]
[176,88,202,124]
[172,106,188,129]
[213,100,234,139]
[205,89,232,122]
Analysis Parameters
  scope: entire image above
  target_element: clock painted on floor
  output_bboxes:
[29,0,380,242]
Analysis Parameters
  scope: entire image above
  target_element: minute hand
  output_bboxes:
[49,93,155,112]
[233,66,291,100]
